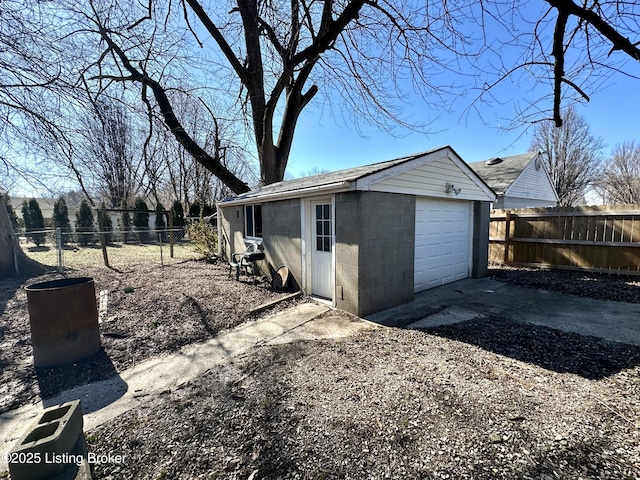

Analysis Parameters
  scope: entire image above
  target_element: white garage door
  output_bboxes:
[414,198,472,292]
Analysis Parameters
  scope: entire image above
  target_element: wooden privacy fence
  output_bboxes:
[489,205,640,275]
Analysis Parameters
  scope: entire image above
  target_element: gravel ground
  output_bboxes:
[88,324,640,480]
[84,266,640,480]
[2,264,640,479]
[488,265,640,304]
[0,260,298,414]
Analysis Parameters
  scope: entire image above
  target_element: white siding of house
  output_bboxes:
[362,156,491,201]
[505,160,558,204]
[501,196,558,209]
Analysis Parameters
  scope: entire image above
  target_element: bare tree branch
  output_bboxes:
[545,0,640,125]
[551,10,569,126]
[597,141,640,204]
[89,7,250,194]
[546,0,640,60]
[530,104,604,205]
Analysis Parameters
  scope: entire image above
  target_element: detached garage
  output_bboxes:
[218,146,496,317]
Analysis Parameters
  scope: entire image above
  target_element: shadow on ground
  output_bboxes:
[36,348,127,413]
[0,275,31,323]
[0,274,42,413]
[489,267,640,304]
[419,315,640,380]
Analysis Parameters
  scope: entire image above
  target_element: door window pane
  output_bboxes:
[315,203,332,252]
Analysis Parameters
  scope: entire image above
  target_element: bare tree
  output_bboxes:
[0,0,62,278]
[5,0,640,198]
[75,98,144,207]
[0,1,67,187]
[146,94,254,208]
[295,166,331,178]
[0,196,47,277]
[598,142,640,205]
[65,0,476,193]
[530,105,603,206]
[541,0,640,127]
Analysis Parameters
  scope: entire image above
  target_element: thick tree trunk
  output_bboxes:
[259,144,287,186]
[0,197,15,277]
[0,197,48,277]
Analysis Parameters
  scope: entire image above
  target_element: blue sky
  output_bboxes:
[284,0,640,178]
[8,1,640,195]
[286,69,640,176]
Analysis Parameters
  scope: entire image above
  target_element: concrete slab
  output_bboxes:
[408,305,484,329]
[1,301,376,470]
[266,313,379,344]
[368,278,640,346]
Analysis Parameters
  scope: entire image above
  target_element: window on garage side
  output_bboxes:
[245,205,262,238]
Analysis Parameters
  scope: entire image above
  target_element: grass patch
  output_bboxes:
[22,242,201,268]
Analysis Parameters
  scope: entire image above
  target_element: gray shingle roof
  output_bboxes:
[220,147,447,203]
[468,152,539,194]
[10,197,60,220]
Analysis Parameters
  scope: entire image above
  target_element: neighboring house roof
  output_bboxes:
[9,197,87,221]
[468,153,541,195]
[10,197,58,220]
[219,146,496,206]
[468,152,559,206]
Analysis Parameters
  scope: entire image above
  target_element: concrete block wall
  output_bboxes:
[335,191,415,317]
[261,199,302,289]
[218,205,247,259]
[335,192,360,315]
[472,200,491,278]
[356,191,415,316]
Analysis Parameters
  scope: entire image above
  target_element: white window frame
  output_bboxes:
[244,204,263,239]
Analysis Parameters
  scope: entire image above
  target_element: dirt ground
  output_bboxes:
[1,263,640,479]
[0,260,299,414]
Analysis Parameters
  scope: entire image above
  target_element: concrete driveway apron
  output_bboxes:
[367,278,640,347]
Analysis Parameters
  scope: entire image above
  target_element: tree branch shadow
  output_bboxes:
[419,315,640,380]
[36,348,127,413]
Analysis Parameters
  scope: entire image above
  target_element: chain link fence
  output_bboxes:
[12,227,202,273]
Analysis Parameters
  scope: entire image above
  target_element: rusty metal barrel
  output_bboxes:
[26,277,102,368]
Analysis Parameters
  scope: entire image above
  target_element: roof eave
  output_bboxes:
[217,180,355,207]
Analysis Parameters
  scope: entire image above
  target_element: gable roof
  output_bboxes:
[219,146,495,206]
[468,152,541,195]
[221,149,437,204]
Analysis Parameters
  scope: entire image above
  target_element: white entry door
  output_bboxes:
[414,198,472,292]
[311,202,333,299]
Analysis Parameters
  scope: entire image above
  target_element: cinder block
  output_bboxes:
[8,400,84,480]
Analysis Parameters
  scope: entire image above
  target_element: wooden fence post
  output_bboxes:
[504,210,511,264]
